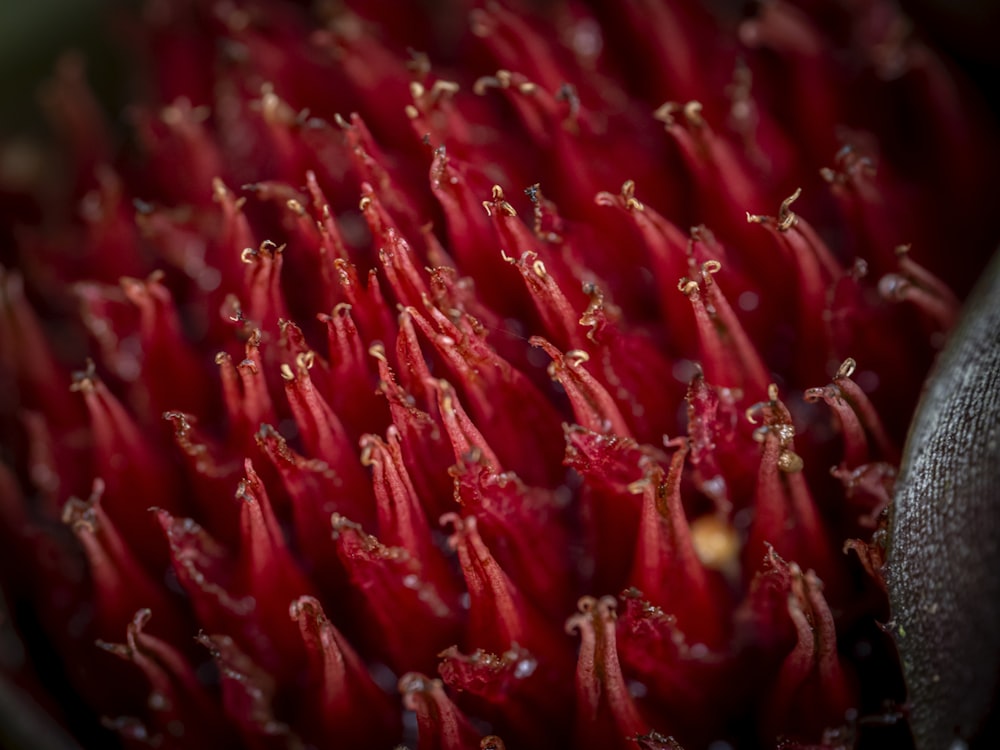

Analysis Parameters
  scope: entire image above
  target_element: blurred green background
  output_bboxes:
[0,0,135,136]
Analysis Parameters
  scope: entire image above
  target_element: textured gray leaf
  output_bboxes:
[887,250,1000,749]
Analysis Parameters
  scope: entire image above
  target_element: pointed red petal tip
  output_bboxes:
[256,422,375,569]
[616,589,728,741]
[436,641,570,743]
[740,548,853,742]
[562,423,666,592]
[746,189,844,337]
[744,384,842,591]
[768,567,853,741]
[878,245,960,334]
[38,52,111,177]
[320,302,377,408]
[134,98,223,207]
[117,271,209,413]
[655,100,760,234]
[406,305,564,483]
[239,238,290,333]
[399,672,483,750]
[234,461,288,568]
[362,428,460,605]
[438,643,537,699]
[288,595,401,745]
[503,247,583,351]
[152,507,256,636]
[626,442,729,646]
[69,359,181,542]
[532,337,632,437]
[196,632,299,744]
[233,461,326,675]
[62,479,179,636]
[562,423,662,493]
[329,512,460,672]
[593,180,695,347]
[685,370,744,513]
[163,411,234,478]
[371,214,431,311]
[803,357,898,468]
[215,328,277,443]
[442,513,531,652]
[844,521,888,592]
[362,427,434,554]
[432,377,502,472]
[0,267,76,420]
[678,259,770,398]
[566,595,652,750]
[96,608,227,746]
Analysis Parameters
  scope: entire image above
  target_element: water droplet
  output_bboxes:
[738,290,759,311]
[672,359,698,383]
[701,475,727,500]
[571,18,603,57]
[514,656,537,679]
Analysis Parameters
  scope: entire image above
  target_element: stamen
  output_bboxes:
[399,673,482,749]
[289,595,401,744]
[566,596,650,743]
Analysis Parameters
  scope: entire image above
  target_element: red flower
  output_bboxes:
[0,1,997,748]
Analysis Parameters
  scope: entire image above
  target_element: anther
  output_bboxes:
[836,357,857,379]
[621,179,644,211]
[70,358,99,392]
[678,278,699,295]
[653,102,680,125]
[683,100,704,126]
[296,351,315,371]
[430,80,459,101]
[777,188,802,231]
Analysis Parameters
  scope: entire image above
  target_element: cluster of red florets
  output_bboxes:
[1,1,997,748]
